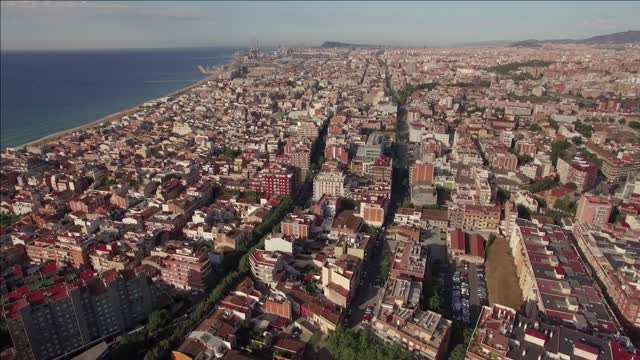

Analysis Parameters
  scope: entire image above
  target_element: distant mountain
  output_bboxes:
[510,39,543,48]
[578,30,640,44]
[452,40,512,47]
[510,31,640,48]
[321,41,375,48]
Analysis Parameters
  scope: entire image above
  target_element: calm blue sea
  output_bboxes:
[0,47,237,149]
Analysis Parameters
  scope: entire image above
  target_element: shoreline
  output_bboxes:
[12,68,223,150]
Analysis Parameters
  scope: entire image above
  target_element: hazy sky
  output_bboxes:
[1,1,639,50]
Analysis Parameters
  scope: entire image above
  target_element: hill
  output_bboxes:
[578,30,640,44]
[510,30,640,47]
[510,39,543,48]
[321,41,375,48]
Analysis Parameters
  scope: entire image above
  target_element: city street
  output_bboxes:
[345,63,409,330]
[346,229,388,329]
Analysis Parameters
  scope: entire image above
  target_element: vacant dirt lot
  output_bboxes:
[485,237,524,311]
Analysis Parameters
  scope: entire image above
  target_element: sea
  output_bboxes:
[0,47,238,149]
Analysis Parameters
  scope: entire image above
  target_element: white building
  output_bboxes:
[264,233,295,254]
[313,171,346,201]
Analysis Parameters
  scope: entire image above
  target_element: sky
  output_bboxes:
[1,1,639,50]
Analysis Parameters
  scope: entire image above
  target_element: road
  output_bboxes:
[345,58,411,329]
[467,264,485,324]
[346,229,388,329]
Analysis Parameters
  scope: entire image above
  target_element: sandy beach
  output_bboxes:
[15,70,221,150]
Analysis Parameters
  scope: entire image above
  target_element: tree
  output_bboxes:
[565,182,578,190]
[609,206,622,224]
[515,152,534,166]
[0,214,18,229]
[517,205,532,220]
[574,120,593,138]
[327,327,412,360]
[496,189,511,204]
[222,147,242,159]
[551,140,571,166]
[429,294,442,312]
[448,326,475,360]
[340,198,359,211]
[400,199,415,208]
[380,254,390,281]
[147,309,171,334]
[529,123,542,132]
[554,196,577,215]
[111,329,150,360]
[572,137,583,145]
[619,118,626,125]
[629,121,640,130]
[528,177,558,193]
[0,318,11,350]
[548,119,559,130]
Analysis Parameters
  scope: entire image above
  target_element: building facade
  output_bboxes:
[313,171,346,201]
[2,270,153,360]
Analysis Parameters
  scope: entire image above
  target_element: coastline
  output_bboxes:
[13,69,223,150]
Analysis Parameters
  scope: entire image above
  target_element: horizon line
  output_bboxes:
[2,29,639,52]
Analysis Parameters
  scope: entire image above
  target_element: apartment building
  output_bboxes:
[556,157,597,193]
[575,194,613,226]
[331,233,373,260]
[279,287,342,334]
[462,204,501,233]
[447,229,485,264]
[410,162,435,186]
[26,231,96,269]
[359,200,385,227]
[160,247,212,291]
[515,140,537,156]
[313,170,346,201]
[453,138,482,165]
[411,184,437,207]
[173,308,242,360]
[2,269,153,360]
[280,212,318,240]
[368,155,393,183]
[381,277,423,308]
[90,243,137,273]
[408,119,449,145]
[254,163,300,198]
[372,307,452,360]
[489,152,518,171]
[249,249,285,286]
[586,142,640,183]
[295,120,320,139]
[265,233,296,254]
[466,304,635,360]
[283,142,311,172]
[356,132,386,162]
[572,223,640,329]
[321,254,361,307]
[390,241,430,282]
[324,144,349,164]
[509,219,619,333]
